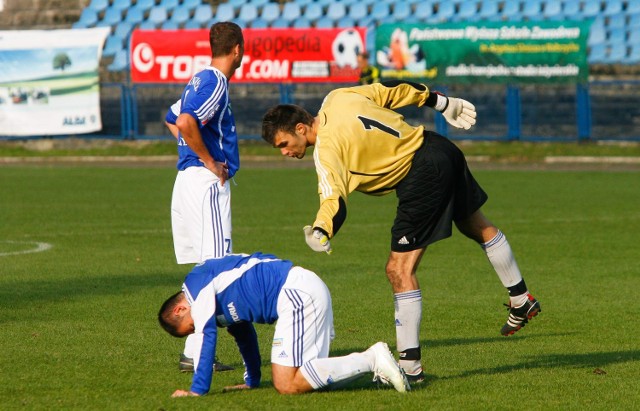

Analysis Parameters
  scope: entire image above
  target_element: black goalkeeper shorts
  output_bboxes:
[391,131,488,252]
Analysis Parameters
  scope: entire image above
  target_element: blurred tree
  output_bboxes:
[53,53,72,71]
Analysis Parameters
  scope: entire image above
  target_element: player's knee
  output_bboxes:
[385,259,395,275]
[385,260,400,280]
[385,262,409,290]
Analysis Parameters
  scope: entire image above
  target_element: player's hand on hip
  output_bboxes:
[202,159,229,185]
[303,226,332,254]
[442,97,476,130]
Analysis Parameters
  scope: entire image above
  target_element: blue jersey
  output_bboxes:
[174,66,240,177]
[183,252,293,395]
[165,99,179,124]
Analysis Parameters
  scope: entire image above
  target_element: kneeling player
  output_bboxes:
[158,252,410,396]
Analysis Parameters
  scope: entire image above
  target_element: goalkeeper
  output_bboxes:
[261,81,541,383]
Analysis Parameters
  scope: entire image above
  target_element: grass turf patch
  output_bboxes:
[1,139,640,162]
[1,166,639,410]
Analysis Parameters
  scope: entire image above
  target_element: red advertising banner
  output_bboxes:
[130,28,367,83]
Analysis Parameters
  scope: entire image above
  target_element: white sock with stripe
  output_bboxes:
[394,290,423,375]
[482,230,528,307]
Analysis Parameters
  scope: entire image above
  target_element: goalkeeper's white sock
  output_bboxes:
[300,352,372,390]
[394,290,423,375]
[482,230,529,306]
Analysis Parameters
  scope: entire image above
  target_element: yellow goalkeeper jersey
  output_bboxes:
[312,82,433,238]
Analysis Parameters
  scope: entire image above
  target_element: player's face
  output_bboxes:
[273,129,307,159]
[232,43,244,71]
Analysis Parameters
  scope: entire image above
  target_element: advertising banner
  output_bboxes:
[0,28,110,136]
[375,21,589,84]
[130,27,366,83]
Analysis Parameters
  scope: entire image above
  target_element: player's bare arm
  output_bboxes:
[165,121,179,140]
[176,113,229,185]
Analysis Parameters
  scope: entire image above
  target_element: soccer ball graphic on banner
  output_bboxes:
[332,29,364,68]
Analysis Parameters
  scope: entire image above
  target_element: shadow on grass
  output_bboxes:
[327,332,576,361]
[444,350,640,380]
[322,344,638,391]
[422,331,578,348]
[0,272,180,310]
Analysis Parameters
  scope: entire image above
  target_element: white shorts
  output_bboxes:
[271,267,335,367]
[171,166,232,264]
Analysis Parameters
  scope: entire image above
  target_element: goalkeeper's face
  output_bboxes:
[273,126,309,159]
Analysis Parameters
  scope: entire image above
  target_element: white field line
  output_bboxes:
[0,241,52,256]
[27,228,172,237]
[0,156,175,163]
[545,156,640,164]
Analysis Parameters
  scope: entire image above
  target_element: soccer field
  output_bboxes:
[1,165,639,410]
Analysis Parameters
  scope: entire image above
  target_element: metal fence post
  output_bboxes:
[506,85,521,141]
[576,83,591,141]
[130,84,138,139]
[279,83,294,104]
[121,83,130,139]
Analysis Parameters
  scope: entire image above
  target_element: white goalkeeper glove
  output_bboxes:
[431,92,476,130]
[441,96,477,130]
[303,226,332,254]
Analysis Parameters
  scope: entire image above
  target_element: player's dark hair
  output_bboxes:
[209,21,244,57]
[158,291,187,338]
[359,51,370,60]
[261,104,315,144]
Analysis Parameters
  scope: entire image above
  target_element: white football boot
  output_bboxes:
[368,342,411,392]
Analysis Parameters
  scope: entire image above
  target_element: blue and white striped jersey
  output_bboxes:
[183,252,293,395]
[174,66,240,177]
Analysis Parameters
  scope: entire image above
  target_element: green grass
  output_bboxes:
[1,165,639,410]
[1,139,640,161]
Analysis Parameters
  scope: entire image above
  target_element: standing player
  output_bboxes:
[260,81,541,383]
[357,51,380,85]
[158,252,410,396]
[168,21,244,372]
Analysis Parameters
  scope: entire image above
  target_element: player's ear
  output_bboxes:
[173,301,189,318]
[295,122,306,136]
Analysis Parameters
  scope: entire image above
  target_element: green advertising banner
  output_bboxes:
[375,21,590,84]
